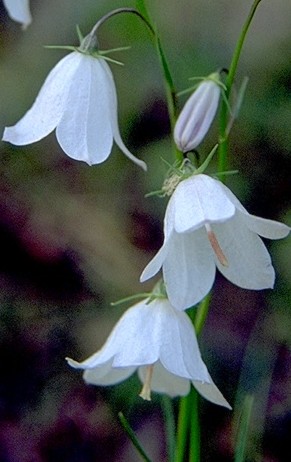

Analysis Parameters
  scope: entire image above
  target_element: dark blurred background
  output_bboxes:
[0,1,290,461]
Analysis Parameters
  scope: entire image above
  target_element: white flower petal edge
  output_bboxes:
[140,174,290,310]
[3,52,80,145]
[2,51,147,170]
[67,298,231,408]
[174,79,220,152]
[213,213,276,289]
[3,0,31,28]
[141,229,216,311]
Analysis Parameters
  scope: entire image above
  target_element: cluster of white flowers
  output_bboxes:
[1,8,290,409]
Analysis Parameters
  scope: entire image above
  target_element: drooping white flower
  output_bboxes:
[67,297,231,408]
[140,174,290,311]
[2,50,146,170]
[174,74,221,153]
[3,0,31,29]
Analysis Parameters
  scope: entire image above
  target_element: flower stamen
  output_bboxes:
[205,223,228,267]
[139,365,154,401]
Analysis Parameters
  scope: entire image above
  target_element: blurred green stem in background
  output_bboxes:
[135,0,183,163]
[218,0,263,181]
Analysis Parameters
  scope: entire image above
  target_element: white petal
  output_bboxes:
[218,181,248,213]
[217,182,290,239]
[213,213,275,289]
[140,240,169,283]
[243,213,290,240]
[99,60,147,171]
[162,230,216,310]
[138,362,190,398]
[110,301,164,366]
[3,0,31,28]
[56,55,113,165]
[3,52,80,146]
[193,377,232,409]
[67,356,135,386]
[2,52,80,145]
[170,175,235,233]
[67,356,135,385]
[68,300,167,371]
[159,304,210,381]
[83,361,135,386]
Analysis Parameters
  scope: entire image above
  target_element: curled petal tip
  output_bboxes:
[66,357,81,368]
[133,157,147,171]
[140,160,147,172]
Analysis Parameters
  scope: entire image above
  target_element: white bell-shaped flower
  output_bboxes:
[67,297,230,408]
[3,0,31,28]
[174,75,221,153]
[2,50,146,170]
[140,174,290,311]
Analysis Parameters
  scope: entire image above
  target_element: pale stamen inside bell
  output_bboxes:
[205,223,228,267]
[139,365,154,401]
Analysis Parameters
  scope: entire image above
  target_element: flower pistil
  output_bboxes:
[205,223,228,267]
[139,364,154,401]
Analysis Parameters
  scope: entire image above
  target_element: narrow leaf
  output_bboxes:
[234,395,254,462]
[118,412,153,462]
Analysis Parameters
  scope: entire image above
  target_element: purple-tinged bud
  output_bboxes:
[174,74,221,153]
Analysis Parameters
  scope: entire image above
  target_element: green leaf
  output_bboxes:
[234,395,254,462]
[118,412,153,462]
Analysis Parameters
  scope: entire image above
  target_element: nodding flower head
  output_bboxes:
[67,297,231,408]
[2,48,146,170]
[141,173,290,311]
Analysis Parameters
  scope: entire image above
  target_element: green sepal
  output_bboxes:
[194,144,218,174]
[76,25,84,44]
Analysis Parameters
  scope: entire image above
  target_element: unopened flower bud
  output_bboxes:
[174,74,221,153]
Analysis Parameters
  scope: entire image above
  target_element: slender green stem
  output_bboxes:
[155,36,178,133]
[174,294,211,462]
[218,0,263,179]
[85,8,154,47]
[175,395,191,462]
[194,293,211,335]
[162,396,176,462]
[189,389,200,462]
[135,0,181,163]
